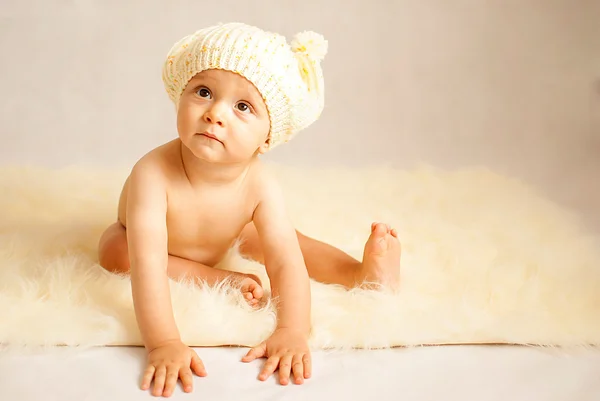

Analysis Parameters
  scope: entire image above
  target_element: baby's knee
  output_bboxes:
[98,222,130,274]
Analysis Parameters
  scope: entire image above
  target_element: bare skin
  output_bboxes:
[97,69,400,397]
[99,220,401,302]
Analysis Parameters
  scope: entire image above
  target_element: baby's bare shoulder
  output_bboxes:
[118,141,179,224]
[130,140,181,183]
[248,162,286,207]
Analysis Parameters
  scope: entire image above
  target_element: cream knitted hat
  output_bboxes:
[162,22,328,149]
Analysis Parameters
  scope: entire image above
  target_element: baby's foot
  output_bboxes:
[358,222,401,291]
[235,273,264,307]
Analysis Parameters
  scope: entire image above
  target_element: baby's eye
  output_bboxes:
[236,102,252,113]
[196,87,211,98]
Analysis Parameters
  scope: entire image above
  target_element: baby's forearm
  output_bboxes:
[251,187,311,335]
[268,259,311,335]
[131,258,181,350]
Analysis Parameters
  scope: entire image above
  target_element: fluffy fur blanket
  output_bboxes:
[1,164,599,349]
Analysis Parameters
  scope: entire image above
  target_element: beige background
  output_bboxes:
[0,0,598,229]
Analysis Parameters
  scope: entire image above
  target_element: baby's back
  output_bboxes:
[118,139,261,267]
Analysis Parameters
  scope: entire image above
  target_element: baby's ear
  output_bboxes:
[257,138,270,154]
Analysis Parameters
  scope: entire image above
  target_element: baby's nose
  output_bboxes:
[204,112,224,126]
[203,105,226,126]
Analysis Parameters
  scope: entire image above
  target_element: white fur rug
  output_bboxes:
[1,163,599,350]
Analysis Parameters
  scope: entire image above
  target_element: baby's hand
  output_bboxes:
[242,328,311,385]
[141,339,207,397]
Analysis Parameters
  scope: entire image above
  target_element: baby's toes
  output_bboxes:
[371,222,390,234]
[373,223,388,237]
[386,233,402,252]
[379,232,401,252]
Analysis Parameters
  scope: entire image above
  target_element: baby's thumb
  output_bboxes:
[253,284,264,300]
[190,351,207,377]
[242,342,266,362]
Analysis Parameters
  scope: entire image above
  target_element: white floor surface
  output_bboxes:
[1,345,599,401]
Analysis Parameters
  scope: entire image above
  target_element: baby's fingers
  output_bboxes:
[141,364,156,390]
[278,354,293,385]
[303,353,312,378]
[291,354,305,384]
[179,367,194,393]
[242,342,266,362]
[162,365,180,397]
[152,366,167,397]
[259,356,280,381]
[251,284,264,300]
[191,351,207,377]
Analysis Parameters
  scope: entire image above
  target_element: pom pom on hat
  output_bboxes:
[291,31,328,61]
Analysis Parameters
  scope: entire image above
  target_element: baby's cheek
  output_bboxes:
[176,109,190,129]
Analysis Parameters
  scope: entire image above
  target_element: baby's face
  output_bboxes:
[176,69,271,163]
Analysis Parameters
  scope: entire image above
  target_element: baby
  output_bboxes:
[97,22,401,397]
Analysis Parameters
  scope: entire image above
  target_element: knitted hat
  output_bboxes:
[162,22,328,149]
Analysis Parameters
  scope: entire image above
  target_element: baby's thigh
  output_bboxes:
[98,222,130,273]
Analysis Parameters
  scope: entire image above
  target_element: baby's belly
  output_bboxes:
[168,242,232,267]
[166,223,247,267]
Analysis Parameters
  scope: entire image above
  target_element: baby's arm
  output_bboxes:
[126,159,206,396]
[127,160,175,347]
[242,174,311,385]
[251,180,310,333]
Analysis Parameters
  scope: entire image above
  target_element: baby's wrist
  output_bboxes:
[275,324,310,337]
[146,337,182,352]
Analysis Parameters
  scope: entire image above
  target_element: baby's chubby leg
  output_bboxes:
[97,222,263,306]
[238,222,401,291]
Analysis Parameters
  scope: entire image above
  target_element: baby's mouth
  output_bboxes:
[197,132,223,144]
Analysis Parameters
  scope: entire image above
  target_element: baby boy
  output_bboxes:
[97,22,401,397]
